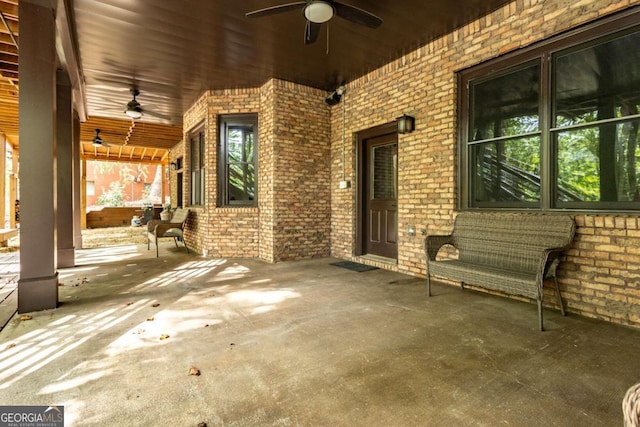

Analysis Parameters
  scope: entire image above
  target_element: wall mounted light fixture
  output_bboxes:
[170,162,177,171]
[397,114,415,134]
[325,85,346,106]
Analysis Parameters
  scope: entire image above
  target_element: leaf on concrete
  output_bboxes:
[152,303,160,307]
[159,334,170,340]
[20,315,32,321]
[5,343,16,349]
[147,317,155,321]
[188,367,201,376]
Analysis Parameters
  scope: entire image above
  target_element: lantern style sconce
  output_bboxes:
[170,162,177,171]
[397,114,415,134]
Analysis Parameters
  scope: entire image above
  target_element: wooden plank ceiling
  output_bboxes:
[79,117,182,164]
[0,0,17,147]
[1,0,515,162]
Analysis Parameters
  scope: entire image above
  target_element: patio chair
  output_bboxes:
[624,382,640,427]
[146,208,190,257]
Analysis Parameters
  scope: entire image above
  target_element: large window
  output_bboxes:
[459,10,640,211]
[218,114,258,206]
[189,125,205,206]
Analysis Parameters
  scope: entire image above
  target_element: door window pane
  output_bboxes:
[371,144,397,199]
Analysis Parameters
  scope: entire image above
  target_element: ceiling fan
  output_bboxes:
[92,128,122,148]
[123,88,171,121]
[124,89,143,119]
[246,1,382,44]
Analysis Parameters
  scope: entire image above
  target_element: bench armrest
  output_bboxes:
[148,218,185,235]
[424,234,454,261]
[147,219,163,233]
[153,222,185,237]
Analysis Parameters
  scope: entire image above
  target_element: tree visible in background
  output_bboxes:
[96,181,126,206]
[146,165,163,204]
[89,161,160,207]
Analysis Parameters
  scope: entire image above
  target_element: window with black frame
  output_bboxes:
[218,114,258,206]
[189,125,205,206]
[459,11,640,211]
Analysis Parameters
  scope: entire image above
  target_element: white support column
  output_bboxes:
[57,70,75,267]
[17,0,58,312]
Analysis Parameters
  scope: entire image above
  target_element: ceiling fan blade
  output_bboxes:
[333,2,382,28]
[143,109,172,122]
[246,2,306,18]
[305,20,321,44]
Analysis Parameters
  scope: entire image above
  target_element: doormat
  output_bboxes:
[330,261,379,272]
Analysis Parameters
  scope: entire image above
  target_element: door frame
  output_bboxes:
[355,121,398,257]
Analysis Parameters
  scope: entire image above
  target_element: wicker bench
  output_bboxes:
[424,212,575,331]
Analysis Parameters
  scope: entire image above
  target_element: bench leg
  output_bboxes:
[173,237,179,249]
[426,273,432,297]
[553,277,566,316]
[538,299,544,331]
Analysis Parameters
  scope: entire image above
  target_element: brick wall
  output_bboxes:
[329,0,640,327]
[174,80,330,262]
[565,216,640,325]
[258,80,275,262]
[271,80,331,262]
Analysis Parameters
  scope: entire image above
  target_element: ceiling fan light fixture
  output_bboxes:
[125,103,143,119]
[125,108,143,119]
[304,1,334,23]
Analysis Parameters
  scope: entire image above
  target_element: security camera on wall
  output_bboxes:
[325,85,346,105]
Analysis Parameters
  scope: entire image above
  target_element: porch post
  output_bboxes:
[56,70,75,267]
[17,0,59,312]
[0,133,6,228]
[73,113,83,249]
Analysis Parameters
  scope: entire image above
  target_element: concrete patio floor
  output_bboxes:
[1,241,639,426]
